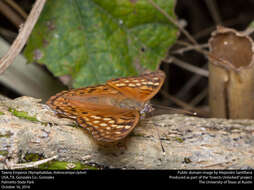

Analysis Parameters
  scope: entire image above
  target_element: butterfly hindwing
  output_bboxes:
[76,109,140,142]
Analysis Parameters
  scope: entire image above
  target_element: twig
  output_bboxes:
[4,0,28,19]
[0,27,17,41]
[176,63,208,99]
[6,155,58,169]
[189,88,208,106]
[174,40,209,55]
[204,0,222,24]
[148,0,198,45]
[0,0,24,28]
[194,15,245,40]
[152,123,166,155]
[164,56,209,77]
[172,43,209,55]
[0,0,46,74]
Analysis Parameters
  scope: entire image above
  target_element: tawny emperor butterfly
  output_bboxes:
[46,70,165,142]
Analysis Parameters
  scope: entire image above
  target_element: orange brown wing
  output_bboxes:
[75,107,140,142]
[46,85,140,142]
[107,70,165,102]
[46,84,121,118]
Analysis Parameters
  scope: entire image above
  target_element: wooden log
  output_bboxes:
[209,26,254,119]
[0,96,253,169]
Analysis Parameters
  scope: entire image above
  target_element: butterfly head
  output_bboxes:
[140,103,154,120]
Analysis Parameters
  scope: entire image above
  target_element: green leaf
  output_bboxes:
[24,0,178,88]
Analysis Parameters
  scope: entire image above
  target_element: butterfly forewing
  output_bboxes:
[107,70,165,102]
[47,85,121,116]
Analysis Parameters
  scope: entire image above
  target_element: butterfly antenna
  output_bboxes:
[151,104,198,116]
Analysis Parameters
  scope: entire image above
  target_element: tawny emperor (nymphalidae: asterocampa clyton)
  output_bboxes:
[46,70,165,142]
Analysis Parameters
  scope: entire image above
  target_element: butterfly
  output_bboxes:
[46,70,165,142]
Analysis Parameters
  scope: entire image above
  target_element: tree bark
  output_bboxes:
[0,96,253,169]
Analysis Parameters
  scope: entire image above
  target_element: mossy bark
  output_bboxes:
[0,96,254,169]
